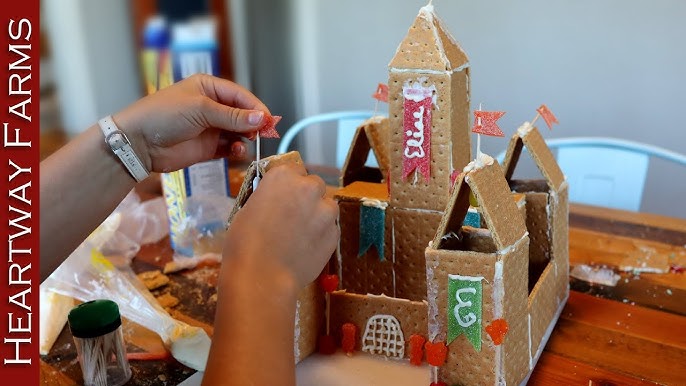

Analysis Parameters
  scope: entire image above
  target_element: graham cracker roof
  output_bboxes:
[340,116,390,187]
[502,126,565,192]
[433,160,527,251]
[389,4,469,72]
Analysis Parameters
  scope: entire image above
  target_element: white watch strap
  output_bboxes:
[98,116,150,182]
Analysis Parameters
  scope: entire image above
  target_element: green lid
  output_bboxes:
[68,299,122,339]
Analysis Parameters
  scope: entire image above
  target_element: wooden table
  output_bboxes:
[40,201,686,385]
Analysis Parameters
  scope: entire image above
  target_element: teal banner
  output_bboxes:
[447,274,483,351]
[358,204,385,261]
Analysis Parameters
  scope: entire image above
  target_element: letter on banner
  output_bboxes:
[402,84,433,182]
[447,274,483,350]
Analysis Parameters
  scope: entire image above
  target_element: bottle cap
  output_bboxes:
[68,299,122,339]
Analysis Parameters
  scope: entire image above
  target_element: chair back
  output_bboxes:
[497,137,686,211]
[277,110,378,168]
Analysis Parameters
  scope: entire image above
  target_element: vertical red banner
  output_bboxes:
[1,1,40,384]
[402,86,432,182]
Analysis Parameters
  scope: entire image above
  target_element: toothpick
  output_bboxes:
[373,98,379,117]
[476,103,483,157]
[253,132,261,191]
[433,366,438,383]
[531,112,541,126]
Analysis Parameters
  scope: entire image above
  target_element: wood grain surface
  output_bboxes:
[40,198,686,385]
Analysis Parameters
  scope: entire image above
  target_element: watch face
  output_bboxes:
[107,132,129,151]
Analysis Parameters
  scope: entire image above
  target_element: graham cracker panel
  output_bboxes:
[366,210,395,296]
[466,162,527,250]
[391,207,443,301]
[338,201,367,295]
[295,281,325,364]
[228,151,303,224]
[521,128,565,192]
[388,71,455,211]
[527,262,560,360]
[501,237,531,384]
[388,7,467,71]
[338,200,394,296]
[450,69,471,173]
[426,238,530,386]
[364,117,390,177]
[502,133,525,182]
[524,192,552,292]
[552,184,570,299]
[425,249,497,385]
[340,118,390,187]
[329,292,428,358]
[434,14,469,69]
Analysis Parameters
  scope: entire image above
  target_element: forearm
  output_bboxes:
[39,124,138,280]
[203,259,298,385]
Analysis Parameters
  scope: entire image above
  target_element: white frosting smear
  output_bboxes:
[517,121,534,137]
[462,152,494,173]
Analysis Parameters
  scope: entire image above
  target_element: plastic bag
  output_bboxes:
[42,242,211,371]
[90,191,169,264]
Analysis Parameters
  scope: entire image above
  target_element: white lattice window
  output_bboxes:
[362,314,405,358]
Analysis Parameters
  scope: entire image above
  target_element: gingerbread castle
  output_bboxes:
[228,4,569,385]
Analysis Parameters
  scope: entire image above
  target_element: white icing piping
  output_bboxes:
[294,300,301,363]
[517,121,534,138]
[403,78,438,107]
[426,258,441,341]
[448,273,484,282]
[527,313,533,370]
[496,231,528,256]
[525,291,570,382]
[389,64,470,75]
[463,152,495,173]
[493,260,505,385]
[392,216,397,298]
[361,197,389,209]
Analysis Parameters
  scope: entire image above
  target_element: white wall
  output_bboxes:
[43,0,140,136]
[276,0,686,217]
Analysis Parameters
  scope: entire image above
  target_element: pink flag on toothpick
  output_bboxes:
[372,83,389,103]
[537,104,559,130]
[259,115,282,138]
[472,111,506,137]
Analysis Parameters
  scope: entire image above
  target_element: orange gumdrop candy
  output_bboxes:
[424,341,448,367]
[408,334,426,366]
[485,318,509,345]
[341,323,358,355]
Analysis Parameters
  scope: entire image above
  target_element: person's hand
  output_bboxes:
[112,74,268,173]
[223,163,339,289]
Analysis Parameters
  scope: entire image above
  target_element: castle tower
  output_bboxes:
[388,4,471,212]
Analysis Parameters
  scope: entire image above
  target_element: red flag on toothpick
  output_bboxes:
[259,115,282,138]
[372,83,389,103]
[537,104,558,130]
[472,111,506,137]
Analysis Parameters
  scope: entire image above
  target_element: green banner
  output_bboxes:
[358,204,385,261]
[447,274,483,351]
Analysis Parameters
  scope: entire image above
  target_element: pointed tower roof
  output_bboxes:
[389,4,469,72]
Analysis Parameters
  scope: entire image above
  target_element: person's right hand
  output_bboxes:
[222,163,339,289]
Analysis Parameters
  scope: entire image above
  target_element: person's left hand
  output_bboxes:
[112,74,269,173]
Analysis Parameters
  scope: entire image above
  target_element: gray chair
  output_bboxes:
[497,137,686,211]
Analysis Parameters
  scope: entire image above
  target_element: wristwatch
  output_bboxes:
[98,116,150,182]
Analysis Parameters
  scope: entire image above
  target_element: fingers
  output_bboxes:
[196,74,269,113]
[201,99,266,134]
